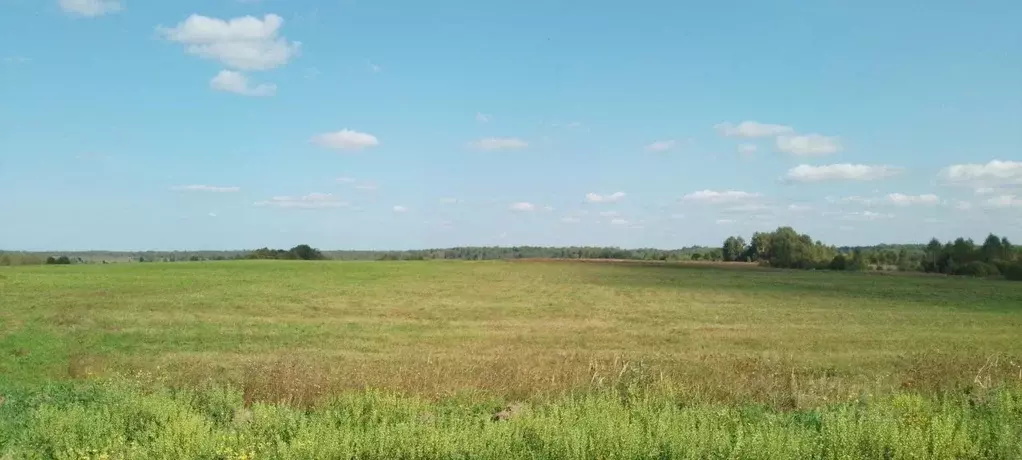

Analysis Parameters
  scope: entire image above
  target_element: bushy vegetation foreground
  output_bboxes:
[1,379,1020,459]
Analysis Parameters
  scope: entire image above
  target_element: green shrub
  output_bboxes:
[955,261,1000,277]
[1004,262,1022,281]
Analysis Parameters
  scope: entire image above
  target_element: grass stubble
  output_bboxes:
[1,260,1021,458]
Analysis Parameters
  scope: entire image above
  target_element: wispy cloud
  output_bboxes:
[784,164,902,183]
[509,202,536,211]
[585,192,626,203]
[172,185,240,193]
[470,137,528,151]
[255,193,347,209]
[59,0,122,17]
[776,134,841,156]
[715,121,793,138]
[646,140,676,152]
[311,129,380,151]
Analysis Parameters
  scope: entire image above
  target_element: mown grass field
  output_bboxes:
[2,260,1022,458]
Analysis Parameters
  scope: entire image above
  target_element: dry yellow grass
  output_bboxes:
[2,260,1021,408]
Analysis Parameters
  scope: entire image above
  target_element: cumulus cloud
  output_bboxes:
[510,202,536,211]
[159,14,300,71]
[886,193,940,206]
[172,185,240,192]
[311,129,379,151]
[59,0,121,17]
[776,134,841,156]
[210,70,276,96]
[784,164,902,183]
[470,137,528,151]
[392,205,408,213]
[255,193,346,209]
[682,190,762,204]
[715,121,793,138]
[646,140,676,152]
[938,160,1022,191]
[585,192,626,203]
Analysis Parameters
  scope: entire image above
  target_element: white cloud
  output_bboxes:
[510,202,535,212]
[737,143,757,155]
[787,204,812,212]
[715,219,736,225]
[159,14,300,71]
[172,185,240,193]
[610,218,629,225]
[682,190,762,204]
[560,216,581,223]
[954,200,973,210]
[840,211,894,221]
[598,210,619,217]
[255,193,346,209]
[336,177,377,191]
[543,205,555,212]
[784,164,902,183]
[470,137,528,151]
[776,134,841,156]
[715,121,793,138]
[369,62,382,73]
[938,160,1022,191]
[983,195,1022,209]
[585,192,626,203]
[646,140,676,152]
[725,203,771,212]
[670,213,685,220]
[476,112,492,123]
[886,193,940,206]
[59,0,122,17]
[311,129,379,151]
[392,205,408,213]
[210,70,276,96]
[208,212,218,217]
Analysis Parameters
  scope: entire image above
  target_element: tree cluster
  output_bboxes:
[721,227,839,269]
[246,244,327,261]
[721,228,1022,281]
[921,234,1021,279]
[45,255,73,265]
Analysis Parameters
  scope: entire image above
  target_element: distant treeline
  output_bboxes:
[4,231,1021,282]
[720,227,1022,281]
[0,246,712,265]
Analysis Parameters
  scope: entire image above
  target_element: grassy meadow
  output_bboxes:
[2,260,1022,458]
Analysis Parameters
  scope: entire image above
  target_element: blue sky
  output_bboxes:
[1,0,1020,251]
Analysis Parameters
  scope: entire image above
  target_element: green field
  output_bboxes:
[2,260,1022,458]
